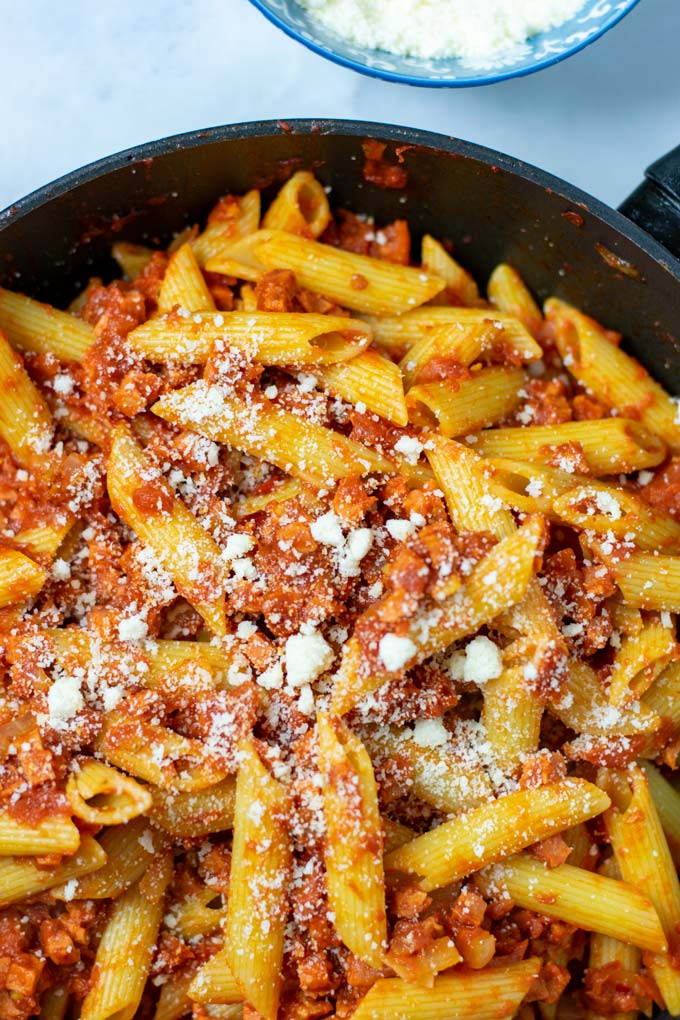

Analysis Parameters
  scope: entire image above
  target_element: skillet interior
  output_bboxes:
[1,120,680,394]
[0,120,678,1020]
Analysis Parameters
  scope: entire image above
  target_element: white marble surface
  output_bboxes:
[2,0,679,212]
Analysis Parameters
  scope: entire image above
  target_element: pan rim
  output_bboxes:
[1,118,679,285]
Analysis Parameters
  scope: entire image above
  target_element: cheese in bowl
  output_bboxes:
[298,0,586,63]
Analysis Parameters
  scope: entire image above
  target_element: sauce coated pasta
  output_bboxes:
[0,171,678,1020]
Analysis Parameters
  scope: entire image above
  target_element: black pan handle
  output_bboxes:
[619,144,680,260]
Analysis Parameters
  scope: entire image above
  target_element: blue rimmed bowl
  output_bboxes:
[248,0,641,87]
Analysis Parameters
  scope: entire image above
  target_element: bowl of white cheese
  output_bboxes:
[248,0,640,86]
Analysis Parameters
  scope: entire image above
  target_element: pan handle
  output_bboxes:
[619,144,680,260]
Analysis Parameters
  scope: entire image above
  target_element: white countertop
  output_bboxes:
[2,0,678,213]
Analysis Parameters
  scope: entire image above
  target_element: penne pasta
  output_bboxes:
[255,231,445,315]
[471,418,666,475]
[223,740,292,1020]
[607,618,677,707]
[81,854,174,1020]
[150,777,236,837]
[0,285,95,361]
[488,263,543,338]
[421,234,481,307]
[350,958,542,1020]
[112,241,154,279]
[0,329,54,470]
[406,366,527,436]
[0,810,80,856]
[612,551,680,611]
[262,171,331,237]
[106,423,227,634]
[315,348,409,425]
[478,852,667,954]
[641,761,680,865]
[189,947,243,1005]
[482,664,543,770]
[366,727,492,815]
[0,547,47,607]
[152,381,394,487]
[607,766,680,1013]
[385,778,609,890]
[548,297,680,453]
[370,306,542,360]
[551,480,680,553]
[14,517,74,559]
[193,190,261,266]
[552,659,660,738]
[157,241,216,314]
[54,817,156,900]
[129,310,372,365]
[66,758,153,825]
[204,228,273,281]
[0,834,106,908]
[318,712,387,967]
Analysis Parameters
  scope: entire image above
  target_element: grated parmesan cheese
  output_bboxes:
[285,632,335,687]
[463,635,503,685]
[378,633,416,671]
[299,0,585,63]
[411,717,450,748]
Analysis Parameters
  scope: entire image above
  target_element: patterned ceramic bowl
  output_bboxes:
[248,0,640,87]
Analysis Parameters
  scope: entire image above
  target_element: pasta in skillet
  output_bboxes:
[0,169,678,1020]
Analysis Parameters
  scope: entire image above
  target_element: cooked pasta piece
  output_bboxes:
[0,547,47,607]
[129,311,372,365]
[641,761,680,865]
[611,551,680,611]
[157,241,216,314]
[80,854,173,1020]
[107,423,227,634]
[315,348,408,425]
[112,241,154,278]
[150,777,236,837]
[478,853,667,953]
[384,778,609,890]
[406,366,527,436]
[482,664,543,770]
[189,948,243,1005]
[152,381,395,486]
[54,818,156,900]
[548,297,680,453]
[255,231,445,315]
[487,263,543,338]
[0,329,54,470]
[0,811,80,856]
[607,618,676,707]
[0,285,95,360]
[370,306,541,360]
[471,419,666,474]
[0,835,106,908]
[350,959,542,1020]
[421,234,481,307]
[193,190,261,266]
[222,740,292,1020]
[317,712,387,967]
[608,766,680,1013]
[66,758,153,825]
[262,171,331,237]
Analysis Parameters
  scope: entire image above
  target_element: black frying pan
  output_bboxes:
[2,120,680,392]
[1,119,679,1019]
